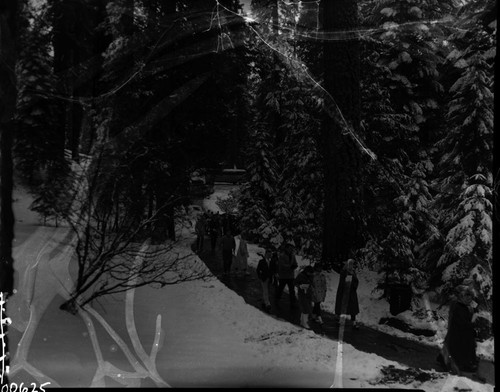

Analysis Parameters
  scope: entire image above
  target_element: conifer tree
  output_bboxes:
[432,0,495,308]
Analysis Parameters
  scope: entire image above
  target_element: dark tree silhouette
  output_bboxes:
[320,0,363,268]
[0,0,19,385]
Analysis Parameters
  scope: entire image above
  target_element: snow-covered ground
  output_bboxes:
[203,189,494,362]
[3,185,493,389]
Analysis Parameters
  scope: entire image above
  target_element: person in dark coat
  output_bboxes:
[220,230,235,275]
[335,259,360,329]
[274,242,298,307]
[256,249,273,312]
[194,215,206,252]
[270,249,279,287]
[439,285,478,375]
[208,212,222,253]
[295,265,314,329]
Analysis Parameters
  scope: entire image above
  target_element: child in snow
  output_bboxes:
[311,263,327,325]
[334,258,360,329]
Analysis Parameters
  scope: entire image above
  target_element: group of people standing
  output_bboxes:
[194,210,235,253]
[256,242,360,330]
[195,217,482,378]
[194,211,249,276]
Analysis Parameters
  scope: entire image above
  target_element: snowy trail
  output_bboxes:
[196,238,495,387]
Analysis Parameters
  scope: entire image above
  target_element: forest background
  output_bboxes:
[0,0,496,352]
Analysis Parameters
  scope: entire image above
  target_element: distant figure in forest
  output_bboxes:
[438,285,479,376]
[311,263,327,325]
[335,259,360,329]
[221,213,233,236]
[295,265,314,329]
[270,249,279,287]
[208,212,222,253]
[275,242,298,307]
[221,230,236,276]
[194,215,206,253]
[233,233,249,276]
[256,248,274,312]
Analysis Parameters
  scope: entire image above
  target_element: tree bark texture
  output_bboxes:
[0,0,17,296]
[320,0,362,266]
[0,0,18,386]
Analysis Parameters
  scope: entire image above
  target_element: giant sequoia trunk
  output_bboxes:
[0,0,18,385]
[320,0,363,267]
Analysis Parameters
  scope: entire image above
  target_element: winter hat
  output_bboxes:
[345,259,356,271]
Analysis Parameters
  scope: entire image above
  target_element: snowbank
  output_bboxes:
[5,185,493,390]
[210,186,494,362]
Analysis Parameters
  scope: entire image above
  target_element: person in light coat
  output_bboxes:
[233,233,249,276]
[311,263,327,324]
[334,259,360,329]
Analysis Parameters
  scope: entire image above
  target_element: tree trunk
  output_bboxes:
[51,0,73,159]
[0,0,18,386]
[320,0,362,267]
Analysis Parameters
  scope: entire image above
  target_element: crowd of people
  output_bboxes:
[255,242,359,331]
[193,213,361,330]
[193,211,249,276]
[193,211,481,379]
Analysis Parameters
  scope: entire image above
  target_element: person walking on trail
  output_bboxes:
[221,230,235,276]
[274,242,298,307]
[437,285,479,376]
[233,233,250,276]
[311,263,327,325]
[256,248,274,313]
[334,258,360,329]
[194,215,206,253]
[295,265,315,329]
[208,212,222,253]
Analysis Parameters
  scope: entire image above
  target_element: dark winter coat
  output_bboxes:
[221,235,235,252]
[208,216,221,237]
[256,256,272,282]
[311,271,327,303]
[277,250,298,279]
[334,271,359,316]
[444,301,477,371]
[270,252,278,275]
[295,269,313,314]
[195,219,206,235]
